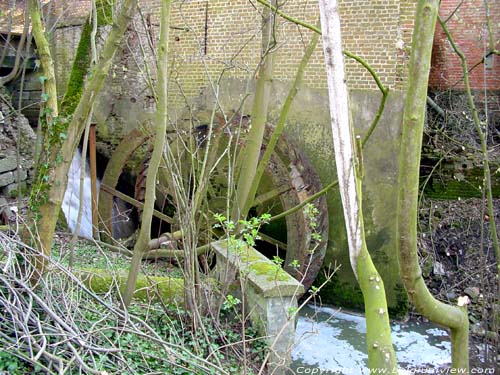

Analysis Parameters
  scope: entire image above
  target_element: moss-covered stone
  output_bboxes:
[422,159,500,199]
[313,272,364,311]
[77,268,184,304]
[249,261,289,282]
[212,241,304,297]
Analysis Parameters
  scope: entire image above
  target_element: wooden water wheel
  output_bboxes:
[98,116,328,291]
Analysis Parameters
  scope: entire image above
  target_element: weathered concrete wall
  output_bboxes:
[199,79,407,315]
[212,240,303,374]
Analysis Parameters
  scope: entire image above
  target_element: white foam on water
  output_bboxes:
[294,318,367,370]
[292,305,451,372]
[61,151,95,239]
[392,324,451,366]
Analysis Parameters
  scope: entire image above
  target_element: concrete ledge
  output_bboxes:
[212,240,304,297]
[212,240,303,374]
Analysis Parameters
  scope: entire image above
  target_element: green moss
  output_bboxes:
[249,262,289,281]
[96,0,114,26]
[314,272,364,311]
[60,20,92,116]
[239,253,261,263]
[60,0,114,116]
[77,268,184,304]
[422,161,500,199]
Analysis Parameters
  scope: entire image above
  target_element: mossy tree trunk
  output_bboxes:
[122,0,172,308]
[27,0,138,267]
[397,0,469,370]
[26,0,60,273]
[27,0,58,122]
[318,0,397,371]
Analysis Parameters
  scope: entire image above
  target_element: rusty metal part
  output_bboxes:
[98,128,150,242]
[261,124,329,290]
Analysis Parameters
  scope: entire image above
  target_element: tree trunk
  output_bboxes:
[232,0,276,221]
[242,20,320,218]
[28,0,138,267]
[27,0,58,120]
[122,0,172,308]
[318,0,397,371]
[26,0,59,274]
[397,0,469,370]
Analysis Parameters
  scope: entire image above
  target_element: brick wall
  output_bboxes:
[51,0,416,106]
[160,0,416,100]
[429,0,500,90]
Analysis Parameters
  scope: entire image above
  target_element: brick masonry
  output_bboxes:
[49,0,417,102]
[429,0,500,90]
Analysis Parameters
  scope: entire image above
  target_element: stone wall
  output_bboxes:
[429,0,500,90]
[0,95,36,199]
[9,72,43,125]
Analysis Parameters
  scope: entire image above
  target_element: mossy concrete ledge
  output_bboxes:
[211,240,303,374]
[76,268,184,305]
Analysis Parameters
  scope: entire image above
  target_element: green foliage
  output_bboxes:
[222,294,241,311]
[214,212,271,248]
[215,213,291,281]
[29,109,69,217]
[304,203,322,243]
[0,288,264,375]
[0,352,22,374]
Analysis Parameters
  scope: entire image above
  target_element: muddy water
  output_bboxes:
[292,305,451,373]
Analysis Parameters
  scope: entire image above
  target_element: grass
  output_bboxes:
[51,234,184,278]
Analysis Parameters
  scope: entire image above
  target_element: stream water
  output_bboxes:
[292,305,451,374]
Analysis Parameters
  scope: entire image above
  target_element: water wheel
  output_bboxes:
[98,116,328,291]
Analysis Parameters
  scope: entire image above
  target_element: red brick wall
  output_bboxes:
[429,0,500,90]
